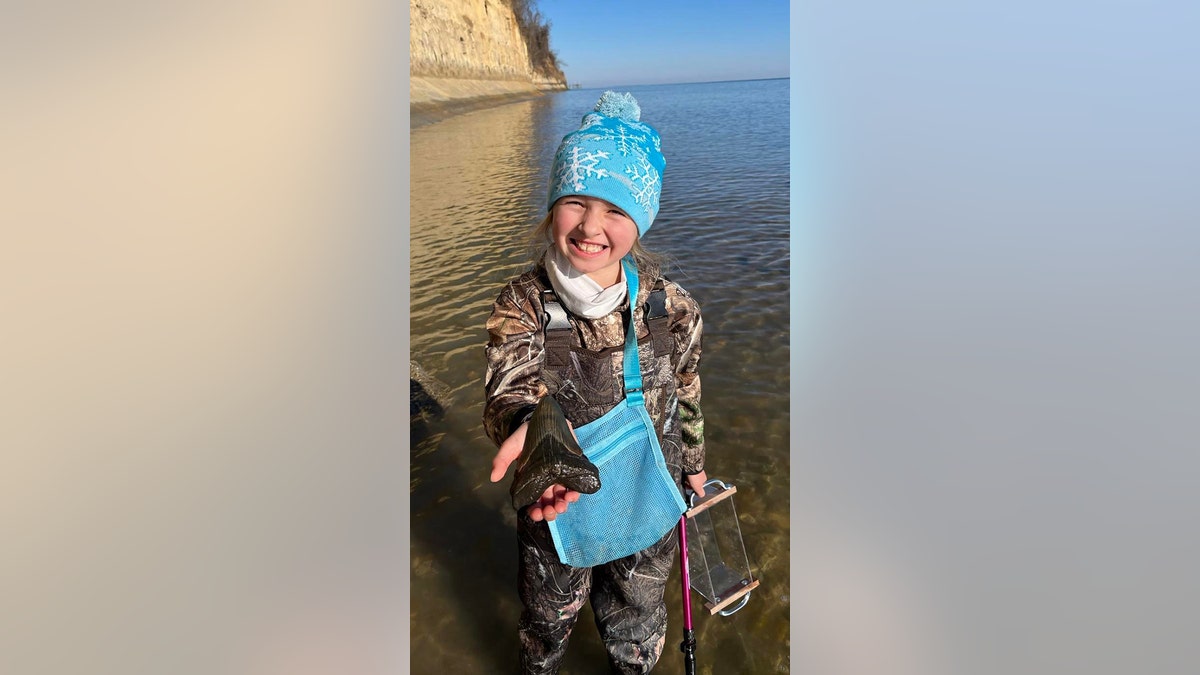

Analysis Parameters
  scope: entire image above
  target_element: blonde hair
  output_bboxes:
[528,211,666,275]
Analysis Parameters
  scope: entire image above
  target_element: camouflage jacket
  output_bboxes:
[483,262,705,485]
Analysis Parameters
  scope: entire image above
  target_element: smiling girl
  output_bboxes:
[483,92,708,673]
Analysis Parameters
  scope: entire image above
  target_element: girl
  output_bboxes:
[484,92,708,674]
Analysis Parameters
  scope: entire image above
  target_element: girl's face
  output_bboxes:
[551,195,638,287]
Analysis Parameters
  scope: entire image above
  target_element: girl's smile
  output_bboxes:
[552,195,638,287]
[570,239,607,255]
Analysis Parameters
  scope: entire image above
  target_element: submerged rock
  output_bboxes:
[410,360,452,421]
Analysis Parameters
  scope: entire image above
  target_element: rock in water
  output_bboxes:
[510,396,601,510]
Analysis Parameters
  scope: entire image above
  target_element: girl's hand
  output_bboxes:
[526,484,580,523]
[490,421,529,483]
[686,470,709,498]
[490,416,580,521]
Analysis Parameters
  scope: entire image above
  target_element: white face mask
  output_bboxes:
[544,248,627,319]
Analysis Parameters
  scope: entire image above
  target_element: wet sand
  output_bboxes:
[410,75,562,129]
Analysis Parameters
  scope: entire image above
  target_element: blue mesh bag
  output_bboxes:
[547,258,687,568]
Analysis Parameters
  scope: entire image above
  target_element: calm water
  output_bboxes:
[410,78,790,673]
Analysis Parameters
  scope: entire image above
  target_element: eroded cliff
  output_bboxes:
[411,0,566,106]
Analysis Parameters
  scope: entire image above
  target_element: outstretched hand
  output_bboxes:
[490,420,529,484]
[490,419,581,522]
[524,483,580,522]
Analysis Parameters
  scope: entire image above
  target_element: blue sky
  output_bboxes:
[535,0,789,88]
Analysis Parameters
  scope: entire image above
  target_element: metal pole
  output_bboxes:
[678,515,696,675]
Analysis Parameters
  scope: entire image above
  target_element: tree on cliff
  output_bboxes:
[507,0,565,81]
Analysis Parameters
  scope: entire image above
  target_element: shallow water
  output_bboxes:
[410,79,790,673]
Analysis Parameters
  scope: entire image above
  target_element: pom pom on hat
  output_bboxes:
[594,91,641,122]
[546,92,665,237]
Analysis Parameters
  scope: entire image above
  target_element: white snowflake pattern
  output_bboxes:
[624,157,660,213]
[615,125,648,156]
[555,145,610,192]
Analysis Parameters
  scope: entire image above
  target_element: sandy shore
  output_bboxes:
[410,76,563,129]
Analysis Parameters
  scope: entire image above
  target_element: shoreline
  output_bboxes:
[410,75,565,129]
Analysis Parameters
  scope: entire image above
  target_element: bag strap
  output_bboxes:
[620,257,644,407]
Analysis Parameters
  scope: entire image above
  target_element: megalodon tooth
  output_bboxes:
[510,396,602,510]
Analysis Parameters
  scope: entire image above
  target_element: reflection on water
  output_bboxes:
[411,79,790,673]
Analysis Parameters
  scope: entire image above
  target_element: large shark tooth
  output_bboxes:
[510,396,602,510]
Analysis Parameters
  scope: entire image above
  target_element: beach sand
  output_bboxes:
[410,76,557,129]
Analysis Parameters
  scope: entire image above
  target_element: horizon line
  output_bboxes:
[568,75,789,91]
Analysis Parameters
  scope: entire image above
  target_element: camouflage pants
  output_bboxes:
[517,511,678,674]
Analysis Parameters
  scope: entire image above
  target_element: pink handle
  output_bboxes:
[678,515,693,631]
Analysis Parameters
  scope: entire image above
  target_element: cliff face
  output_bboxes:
[411,0,566,104]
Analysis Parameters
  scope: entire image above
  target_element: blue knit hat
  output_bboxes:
[547,92,666,237]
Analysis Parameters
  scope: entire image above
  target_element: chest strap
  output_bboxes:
[541,289,573,331]
[541,283,672,368]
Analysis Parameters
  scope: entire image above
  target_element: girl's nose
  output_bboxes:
[577,206,603,236]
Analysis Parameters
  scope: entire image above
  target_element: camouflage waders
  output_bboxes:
[484,263,705,674]
[518,512,678,674]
